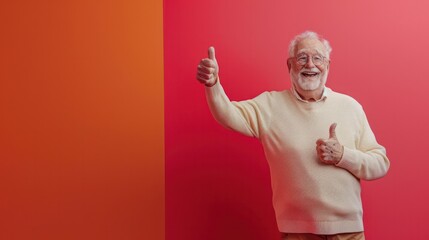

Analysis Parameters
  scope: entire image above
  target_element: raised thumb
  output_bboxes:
[208,46,216,60]
[329,123,337,139]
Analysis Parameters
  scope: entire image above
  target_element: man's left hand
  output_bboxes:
[316,123,344,165]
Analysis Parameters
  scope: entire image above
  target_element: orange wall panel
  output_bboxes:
[0,1,164,239]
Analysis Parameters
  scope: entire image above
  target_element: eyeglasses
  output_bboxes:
[289,54,329,67]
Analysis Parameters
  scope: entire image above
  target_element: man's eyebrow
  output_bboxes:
[297,49,324,55]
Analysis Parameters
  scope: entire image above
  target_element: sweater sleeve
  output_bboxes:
[335,107,390,180]
[204,79,266,138]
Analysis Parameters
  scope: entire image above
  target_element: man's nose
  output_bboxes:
[305,57,315,68]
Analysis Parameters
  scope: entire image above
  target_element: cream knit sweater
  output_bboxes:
[205,80,390,234]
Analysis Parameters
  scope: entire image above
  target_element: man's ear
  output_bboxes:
[287,59,291,72]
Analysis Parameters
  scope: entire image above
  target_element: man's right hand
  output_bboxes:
[196,46,219,87]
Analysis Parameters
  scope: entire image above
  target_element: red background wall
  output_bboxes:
[1,1,164,239]
[165,0,429,239]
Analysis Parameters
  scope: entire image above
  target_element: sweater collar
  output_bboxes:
[291,85,331,103]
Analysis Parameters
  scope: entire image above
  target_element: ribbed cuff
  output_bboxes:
[335,147,358,171]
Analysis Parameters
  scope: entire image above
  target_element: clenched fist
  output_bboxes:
[196,46,219,87]
[316,123,344,165]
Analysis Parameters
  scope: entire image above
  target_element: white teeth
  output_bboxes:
[302,72,318,76]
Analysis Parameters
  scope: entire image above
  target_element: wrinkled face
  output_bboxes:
[288,38,330,92]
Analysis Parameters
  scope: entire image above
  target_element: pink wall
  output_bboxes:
[165,1,429,239]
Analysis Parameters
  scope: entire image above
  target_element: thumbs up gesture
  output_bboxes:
[316,123,344,165]
[196,46,219,87]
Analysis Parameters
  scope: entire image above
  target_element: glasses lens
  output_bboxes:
[295,54,325,66]
[296,56,307,65]
[312,55,323,66]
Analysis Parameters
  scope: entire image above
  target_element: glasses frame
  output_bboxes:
[288,54,330,67]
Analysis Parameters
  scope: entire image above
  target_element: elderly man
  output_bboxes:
[196,31,389,240]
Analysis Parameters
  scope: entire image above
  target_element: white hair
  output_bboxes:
[288,31,332,58]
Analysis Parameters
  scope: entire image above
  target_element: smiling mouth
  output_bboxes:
[301,72,319,78]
